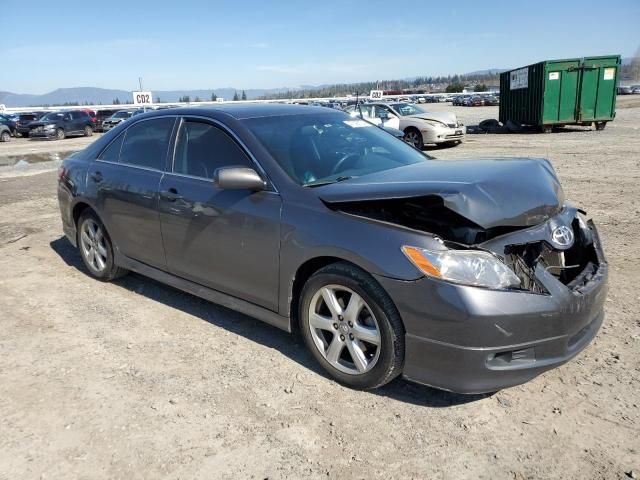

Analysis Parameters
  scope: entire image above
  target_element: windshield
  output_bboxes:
[389,103,425,116]
[41,112,64,121]
[243,111,430,186]
[112,111,132,119]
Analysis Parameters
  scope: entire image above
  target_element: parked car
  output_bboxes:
[57,105,607,393]
[14,112,44,137]
[618,86,633,95]
[632,85,640,94]
[94,109,120,132]
[0,123,11,142]
[28,110,94,139]
[482,95,500,106]
[0,114,17,135]
[368,102,465,149]
[101,109,140,132]
[344,104,401,130]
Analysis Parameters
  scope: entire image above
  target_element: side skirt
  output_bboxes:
[114,252,291,333]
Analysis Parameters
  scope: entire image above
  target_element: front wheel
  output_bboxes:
[403,128,424,150]
[84,125,93,137]
[299,262,405,390]
[77,211,128,281]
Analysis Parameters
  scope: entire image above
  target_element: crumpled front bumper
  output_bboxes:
[375,220,608,394]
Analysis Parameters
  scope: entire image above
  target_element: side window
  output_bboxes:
[119,117,175,170]
[98,132,125,162]
[173,120,252,179]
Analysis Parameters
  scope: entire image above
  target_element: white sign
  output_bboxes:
[603,68,615,80]
[369,90,384,100]
[549,72,559,80]
[132,91,153,105]
[510,67,528,90]
[216,97,225,103]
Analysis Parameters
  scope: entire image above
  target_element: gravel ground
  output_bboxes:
[0,97,638,479]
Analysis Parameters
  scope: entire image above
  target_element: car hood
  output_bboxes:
[407,111,457,124]
[316,158,564,229]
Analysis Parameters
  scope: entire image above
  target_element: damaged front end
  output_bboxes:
[328,195,604,296]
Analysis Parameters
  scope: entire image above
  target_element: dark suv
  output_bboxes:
[94,109,120,132]
[14,112,44,137]
[57,106,607,393]
[29,110,94,139]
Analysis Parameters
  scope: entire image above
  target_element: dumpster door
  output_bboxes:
[578,66,599,122]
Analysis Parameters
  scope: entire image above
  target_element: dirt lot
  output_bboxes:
[0,98,639,479]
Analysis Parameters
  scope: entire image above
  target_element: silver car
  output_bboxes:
[369,102,465,149]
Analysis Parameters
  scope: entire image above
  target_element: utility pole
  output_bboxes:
[138,77,144,91]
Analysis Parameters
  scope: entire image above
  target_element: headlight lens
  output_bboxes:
[422,119,447,128]
[402,246,521,289]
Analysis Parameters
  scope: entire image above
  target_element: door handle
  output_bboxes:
[160,188,183,202]
[90,171,103,182]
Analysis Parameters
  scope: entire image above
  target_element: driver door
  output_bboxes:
[158,118,282,311]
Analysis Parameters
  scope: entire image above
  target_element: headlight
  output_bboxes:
[401,246,521,289]
[421,119,447,128]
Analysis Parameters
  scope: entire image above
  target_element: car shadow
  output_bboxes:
[49,236,489,408]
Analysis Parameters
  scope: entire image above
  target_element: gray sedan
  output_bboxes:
[57,105,607,393]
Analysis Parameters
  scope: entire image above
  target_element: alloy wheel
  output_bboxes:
[404,130,421,149]
[80,218,108,273]
[307,285,381,375]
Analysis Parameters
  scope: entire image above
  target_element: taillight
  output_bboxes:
[57,166,66,181]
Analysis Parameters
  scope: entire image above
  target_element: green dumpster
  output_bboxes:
[499,55,620,132]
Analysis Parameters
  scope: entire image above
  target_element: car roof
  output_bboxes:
[137,103,338,121]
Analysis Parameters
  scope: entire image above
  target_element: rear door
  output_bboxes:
[87,116,177,269]
[158,117,282,311]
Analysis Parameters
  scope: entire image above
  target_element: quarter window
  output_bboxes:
[98,133,124,162]
[119,117,175,170]
[173,120,252,179]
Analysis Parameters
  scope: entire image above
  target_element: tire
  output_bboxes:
[0,131,10,142]
[84,125,93,137]
[403,128,424,150]
[299,262,405,390]
[77,210,128,281]
[541,125,553,134]
[56,128,65,140]
[595,122,606,131]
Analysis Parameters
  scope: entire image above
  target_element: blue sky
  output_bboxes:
[1,0,638,94]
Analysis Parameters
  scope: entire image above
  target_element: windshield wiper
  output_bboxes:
[304,176,354,188]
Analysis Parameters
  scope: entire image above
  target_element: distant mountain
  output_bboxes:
[0,86,300,107]
[464,68,508,76]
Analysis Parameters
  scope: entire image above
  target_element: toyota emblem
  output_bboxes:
[551,225,574,247]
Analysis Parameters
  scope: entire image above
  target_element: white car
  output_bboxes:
[345,104,401,130]
[369,102,465,149]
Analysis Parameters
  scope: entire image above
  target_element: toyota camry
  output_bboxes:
[57,105,607,393]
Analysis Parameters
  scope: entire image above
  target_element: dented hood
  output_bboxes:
[317,158,564,229]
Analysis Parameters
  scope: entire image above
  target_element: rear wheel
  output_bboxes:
[299,262,405,390]
[84,125,93,137]
[595,122,606,131]
[541,125,553,134]
[0,131,10,142]
[403,128,424,150]
[77,210,128,281]
[56,128,65,140]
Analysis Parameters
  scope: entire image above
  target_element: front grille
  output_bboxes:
[504,219,599,293]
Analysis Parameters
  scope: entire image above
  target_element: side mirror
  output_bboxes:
[215,167,266,191]
[377,111,390,121]
[63,114,71,121]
